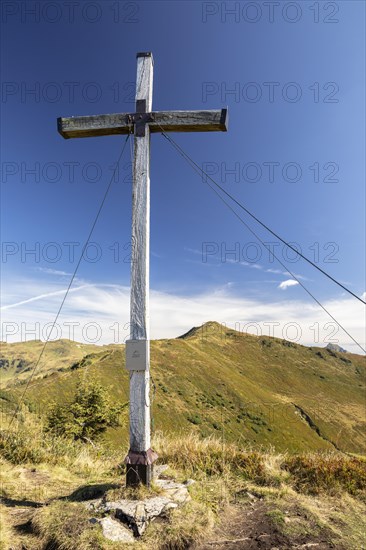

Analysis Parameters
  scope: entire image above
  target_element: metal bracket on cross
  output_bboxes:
[134,99,154,137]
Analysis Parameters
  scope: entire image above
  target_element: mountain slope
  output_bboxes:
[0,339,116,387]
[1,322,365,454]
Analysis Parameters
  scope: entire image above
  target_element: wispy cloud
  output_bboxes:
[35,268,73,277]
[184,247,202,256]
[209,257,308,280]
[267,268,284,274]
[1,276,365,354]
[278,279,300,290]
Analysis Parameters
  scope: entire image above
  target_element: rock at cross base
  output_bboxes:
[91,516,135,543]
[90,470,192,540]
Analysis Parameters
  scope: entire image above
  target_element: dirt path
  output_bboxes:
[193,501,342,550]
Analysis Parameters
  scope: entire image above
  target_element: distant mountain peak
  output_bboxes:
[177,321,227,340]
[326,343,348,353]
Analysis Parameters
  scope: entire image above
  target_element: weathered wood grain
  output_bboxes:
[129,52,153,453]
[151,109,228,133]
[57,109,228,139]
[57,114,132,138]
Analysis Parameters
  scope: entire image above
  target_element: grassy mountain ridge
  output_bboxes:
[1,322,365,454]
[0,339,117,387]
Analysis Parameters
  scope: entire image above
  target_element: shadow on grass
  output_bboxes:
[63,483,121,502]
[0,496,43,508]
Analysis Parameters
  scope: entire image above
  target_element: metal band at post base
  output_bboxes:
[126,464,153,487]
[125,448,158,466]
[125,449,158,487]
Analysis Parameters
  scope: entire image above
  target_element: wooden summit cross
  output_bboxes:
[58,52,228,486]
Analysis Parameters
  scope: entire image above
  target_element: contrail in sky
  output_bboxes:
[1,285,90,310]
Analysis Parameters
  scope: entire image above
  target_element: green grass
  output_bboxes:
[32,500,107,550]
[0,423,365,549]
[1,322,365,455]
[2,330,365,549]
[0,339,116,388]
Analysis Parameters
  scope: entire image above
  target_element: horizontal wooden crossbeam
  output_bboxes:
[57,109,228,139]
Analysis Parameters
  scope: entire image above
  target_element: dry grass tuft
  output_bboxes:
[143,500,215,549]
[0,505,15,550]
[0,425,121,479]
[32,500,105,550]
[153,431,265,481]
[282,452,366,496]
[106,481,164,502]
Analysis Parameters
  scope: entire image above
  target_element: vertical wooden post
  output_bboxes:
[125,52,157,486]
[57,51,228,486]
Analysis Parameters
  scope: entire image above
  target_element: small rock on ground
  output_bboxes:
[96,516,135,543]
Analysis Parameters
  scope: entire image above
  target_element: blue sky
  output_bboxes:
[1,1,365,352]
